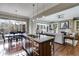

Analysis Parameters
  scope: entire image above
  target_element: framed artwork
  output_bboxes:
[60,21,69,29]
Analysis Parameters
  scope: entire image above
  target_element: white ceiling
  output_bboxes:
[36,5,79,22]
[0,3,59,18]
[0,3,78,21]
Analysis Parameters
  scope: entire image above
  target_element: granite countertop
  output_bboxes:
[28,36,54,43]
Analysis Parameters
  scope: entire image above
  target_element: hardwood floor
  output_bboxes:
[52,41,79,56]
[26,39,79,56]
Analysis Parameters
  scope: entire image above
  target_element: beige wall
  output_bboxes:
[29,19,79,34]
[29,19,37,34]
[46,19,78,33]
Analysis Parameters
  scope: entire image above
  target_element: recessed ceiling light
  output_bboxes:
[36,18,39,20]
[42,16,45,18]
[32,20,35,22]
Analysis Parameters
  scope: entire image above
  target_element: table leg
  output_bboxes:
[53,42,54,56]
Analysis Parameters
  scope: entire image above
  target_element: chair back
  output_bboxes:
[1,33,5,40]
[10,32,15,34]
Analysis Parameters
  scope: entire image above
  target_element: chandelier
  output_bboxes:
[32,4,35,22]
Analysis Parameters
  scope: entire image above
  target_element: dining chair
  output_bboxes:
[1,32,7,50]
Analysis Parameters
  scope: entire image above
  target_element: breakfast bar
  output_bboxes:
[27,35,55,56]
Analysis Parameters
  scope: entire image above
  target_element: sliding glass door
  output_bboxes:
[0,19,26,34]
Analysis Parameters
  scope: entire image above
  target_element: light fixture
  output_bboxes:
[32,4,35,22]
[41,4,46,20]
[36,18,39,20]
[36,3,39,20]
[42,16,45,18]
[15,9,18,20]
[57,14,64,19]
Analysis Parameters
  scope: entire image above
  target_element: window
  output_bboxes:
[75,20,79,31]
[0,19,26,33]
[50,23,58,33]
[60,21,69,29]
[36,23,48,33]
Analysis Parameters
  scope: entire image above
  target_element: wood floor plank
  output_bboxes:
[51,41,79,56]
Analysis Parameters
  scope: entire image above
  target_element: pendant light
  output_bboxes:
[36,3,39,20]
[32,4,35,22]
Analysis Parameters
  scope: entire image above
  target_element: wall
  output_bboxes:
[29,19,37,34]
[29,5,79,34]
[41,5,79,22]
[29,19,78,34]
[29,19,50,34]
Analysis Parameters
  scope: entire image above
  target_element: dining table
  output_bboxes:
[4,33,27,53]
[5,33,27,39]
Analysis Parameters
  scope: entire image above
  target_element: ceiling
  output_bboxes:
[0,3,59,19]
[0,3,78,21]
[36,4,79,23]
